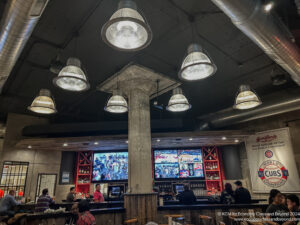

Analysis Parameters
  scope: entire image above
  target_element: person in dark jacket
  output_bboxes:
[220,183,235,204]
[178,185,196,205]
[234,181,251,204]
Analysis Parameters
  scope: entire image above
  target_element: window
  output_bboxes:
[0,161,29,197]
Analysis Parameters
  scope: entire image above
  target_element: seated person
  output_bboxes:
[35,188,55,213]
[67,187,76,202]
[234,180,251,204]
[178,185,196,205]
[66,202,79,225]
[76,200,96,225]
[287,194,300,224]
[0,190,20,217]
[282,194,288,206]
[266,189,295,225]
[220,183,235,204]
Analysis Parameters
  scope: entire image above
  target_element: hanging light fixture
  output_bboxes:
[53,57,90,92]
[179,43,217,81]
[101,0,152,51]
[105,90,128,113]
[234,85,262,110]
[166,87,191,112]
[264,1,274,12]
[28,89,57,114]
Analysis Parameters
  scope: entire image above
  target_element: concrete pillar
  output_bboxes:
[98,64,181,224]
[128,88,153,193]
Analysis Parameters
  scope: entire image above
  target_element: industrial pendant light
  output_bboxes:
[166,87,191,112]
[234,85,262,110]
[105,90,128,113]
[179,44,217,81]
[53,57,90,92]
[101,0,152,51]
[28,89,57,114]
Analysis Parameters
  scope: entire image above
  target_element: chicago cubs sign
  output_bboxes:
[246,128,300,193]
[258,160,288,188]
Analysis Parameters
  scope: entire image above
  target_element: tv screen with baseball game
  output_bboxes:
[154,149,205,180]
[92,152,128,181]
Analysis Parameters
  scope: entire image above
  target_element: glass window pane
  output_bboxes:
[0,162,29,198]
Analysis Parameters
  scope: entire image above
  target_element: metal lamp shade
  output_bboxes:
[179,44,217,81]
[166,88,191,112]
[101,0,152,51]
[28,89,57,114]
[234,85,262,110]
[53,58,90,92]
[105,90,128,113]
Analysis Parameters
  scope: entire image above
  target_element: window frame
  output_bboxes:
[0,161,29,197]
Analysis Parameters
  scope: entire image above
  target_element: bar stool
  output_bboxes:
[124,218,138,224]
[163,214,184,225]
[199,215,215,225]
[228,214,241,225]
[161,214,194,225]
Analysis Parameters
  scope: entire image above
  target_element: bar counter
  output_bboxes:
[17,202,268,225]
[23,207,125,225]
[18,201,124,211]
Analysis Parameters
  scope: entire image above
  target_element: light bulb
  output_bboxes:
[101,0,152,51]
[105,90,128,113]
[179,44,217,81]
[234,85,262,110]
[166,88,191,112]
[28,89,56,114]
[53,58,89,92]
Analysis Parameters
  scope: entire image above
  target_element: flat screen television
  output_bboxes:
[174,184,185,194]
[92,152,128,182]
[154,149,204,180]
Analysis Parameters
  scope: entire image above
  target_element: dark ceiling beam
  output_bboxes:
[22,118,194,137]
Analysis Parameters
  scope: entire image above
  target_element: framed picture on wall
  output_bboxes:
[35,173,57,201]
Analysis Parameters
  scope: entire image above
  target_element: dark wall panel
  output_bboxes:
[221,145,242,180]
[59,151,76,185]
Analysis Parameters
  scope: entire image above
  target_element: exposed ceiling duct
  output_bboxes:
[197,92,300,130]
[0,0,49,92]
[210,0,300,85]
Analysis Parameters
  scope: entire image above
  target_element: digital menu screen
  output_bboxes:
[154,149,204,179]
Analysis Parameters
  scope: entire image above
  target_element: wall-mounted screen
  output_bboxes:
[154,149,204,179]
[92,152,128,181]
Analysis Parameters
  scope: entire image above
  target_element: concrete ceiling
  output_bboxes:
[0,0,299,125]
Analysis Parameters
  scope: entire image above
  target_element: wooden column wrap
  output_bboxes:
[124,193,158,225]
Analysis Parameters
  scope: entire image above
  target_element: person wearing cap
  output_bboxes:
[234,181,251,204]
